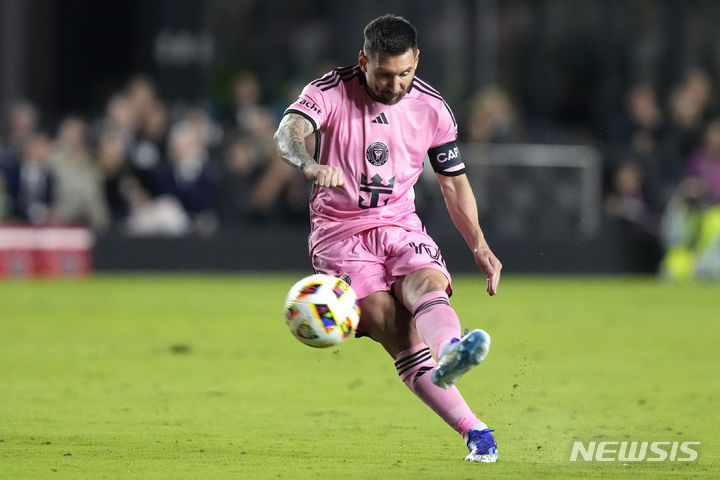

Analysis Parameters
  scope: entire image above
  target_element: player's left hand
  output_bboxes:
[474,246,502,296]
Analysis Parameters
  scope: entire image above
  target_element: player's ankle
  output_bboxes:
[469,422,488,433]
[437,337,458,357]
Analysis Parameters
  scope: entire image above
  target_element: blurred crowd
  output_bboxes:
[598,69,720,279]
[0,73,308,237]
[1,68,719,276]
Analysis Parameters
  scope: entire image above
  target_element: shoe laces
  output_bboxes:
[467,429,497,452]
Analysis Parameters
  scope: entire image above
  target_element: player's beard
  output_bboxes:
[368,87,406,105]
[383,91,406,105]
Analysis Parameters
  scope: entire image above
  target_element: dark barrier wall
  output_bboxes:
[93,222,662,274]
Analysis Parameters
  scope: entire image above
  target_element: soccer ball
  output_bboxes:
[284,274,361,348]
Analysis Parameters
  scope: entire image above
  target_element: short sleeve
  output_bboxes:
[428,103,465,176]
[284,82,329,132]
[431,101,458,148]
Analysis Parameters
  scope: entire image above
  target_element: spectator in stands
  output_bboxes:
[155,120,217,236]
[604,82,663,203]
[686,119,720,205]
[604,83,669,232]
[0,171,11,222]
[660,71,711,190]
[126,75,159,128]
[607,82,664,157]
[215,134,262,226]
[246,105,308,223]
[185,107,224,162]
[660,119,720,281]
[98,94,138,150]
[97,132,133,223]
[129,99,168,195]
[683,68,715,122]
[1,100,39,169]
[604,160,659,232]
[50,116,109,231]
[464,85,520,143]
[249,152,309,224]
[120,174,191,237]
[125,75,170,195]
[224,71,265,136]
[4,132,56,224]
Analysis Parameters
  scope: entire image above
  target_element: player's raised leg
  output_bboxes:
[394,268,491,390]
[358,291,496,462]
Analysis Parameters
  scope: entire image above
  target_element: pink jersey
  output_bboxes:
[285,64,465,252]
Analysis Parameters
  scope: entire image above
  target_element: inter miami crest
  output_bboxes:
[365,141,389,166]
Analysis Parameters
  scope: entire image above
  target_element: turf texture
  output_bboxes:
[0,274,717,478]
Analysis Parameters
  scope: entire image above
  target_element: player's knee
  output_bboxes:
[358,291,417,356]
[402,268,449,305]
[358,292,395,335]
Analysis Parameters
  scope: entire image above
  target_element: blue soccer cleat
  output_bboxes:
[431,329,491,389]
[464,428,498,463]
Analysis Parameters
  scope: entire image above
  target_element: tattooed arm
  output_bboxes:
[273,113,344,187]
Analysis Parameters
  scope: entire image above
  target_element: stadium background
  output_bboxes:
[3,0,720,276]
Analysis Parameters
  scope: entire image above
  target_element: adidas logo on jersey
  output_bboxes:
[371,113,389,125]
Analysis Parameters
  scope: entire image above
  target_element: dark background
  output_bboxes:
[5,0,716,136]
[2,0,718,273]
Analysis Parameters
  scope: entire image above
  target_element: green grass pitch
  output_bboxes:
[1,274,717,478]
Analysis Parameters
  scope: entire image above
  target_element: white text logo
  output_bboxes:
[435,146,459,163]
[569,441,700,462]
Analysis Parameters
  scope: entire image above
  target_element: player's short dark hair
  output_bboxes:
[363,14,418,57]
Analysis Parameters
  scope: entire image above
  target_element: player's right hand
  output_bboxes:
[303,162,345,188]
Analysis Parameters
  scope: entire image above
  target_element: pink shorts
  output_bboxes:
[311,226,452,300]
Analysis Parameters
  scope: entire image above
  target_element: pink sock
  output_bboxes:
[394,344,482,437]
[412,291,461,357]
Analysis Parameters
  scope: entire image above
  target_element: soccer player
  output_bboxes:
[274,14,501,463]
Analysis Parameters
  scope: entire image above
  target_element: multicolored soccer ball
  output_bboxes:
[284,274,361,348]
